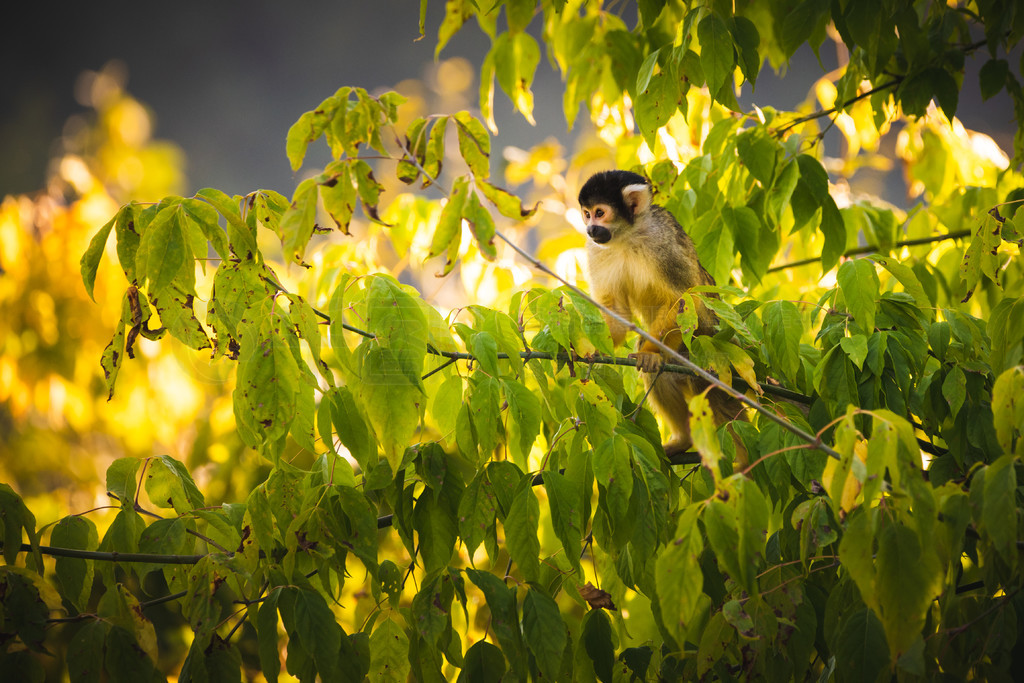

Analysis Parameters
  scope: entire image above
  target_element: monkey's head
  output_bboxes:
[578,170,652,245]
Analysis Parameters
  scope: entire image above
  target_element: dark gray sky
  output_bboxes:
[1,1,564,198]
[2,1,1017,200]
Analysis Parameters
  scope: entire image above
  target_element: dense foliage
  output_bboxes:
[2,1,1024,681]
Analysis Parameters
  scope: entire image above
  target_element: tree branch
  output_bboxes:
[19,543,205,564]
[772,79,901,138]
[768,229,972,273]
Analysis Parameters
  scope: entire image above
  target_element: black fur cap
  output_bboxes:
[578,170,650,224]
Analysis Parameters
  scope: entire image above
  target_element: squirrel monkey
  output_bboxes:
[579,170,742,457]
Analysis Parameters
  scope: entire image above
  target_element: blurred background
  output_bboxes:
[3,0,1018,201]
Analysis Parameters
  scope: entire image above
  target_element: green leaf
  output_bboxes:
[941,366,966,418]
[106,457,141,509]
[492,32,541,125]
[136,204,187,293]
[328,386,376,471]
[761,301,802,383]
[698,13,735,106]
[453,111,491,179]
[467,373,501,457]
[840,334,869,370]
[235,312,301,449]
[655,504,704,647]
[368,618,410,682]
[696,611,732,678]
[0,485,37,566]
[457,471,498,560]
[504,484,541,582]
[792,497,837,568]
[582,608,615,683]
[982,454,1018,565]
[725,204,771,283]
[837,259,880,332]
[104,625,164,683]
[635,69,681,148]
[51,515,98,611]
[180,634,241,683]
[424,116,448,183]
[182,197,228,262]
[838,507,877,611]
[869,255,931,309]
[286,111,317,171]
[522,588,568,682]
[458,640,506,682]
[732,16,761,86]
[68,620,110,683]
[137,517,188,578]
[411,576,449,646]
[695,215,735,287]
[429,175,469,268]
[563,287,615,356]
[980,58,1009,101]
[435,0,473,59]
[414,489,458,574]
[113,202,142,281]
[736,127,778,187]
[148,284,210,351]
[320,163,357,233]
[689,393,724,480]
[636,48,661,93]
[543,470,583,574]
[98,509,144,559]
[875,522,942,658]
[834,608,890,683]
[358,303,426,469]
[992,366,1024,456]
[820,196,847,273]
[81,213,117,301]
[780,0,830,58]
[503,379,541,467]
[334,485,379,570]
[478,180,537,220]
[294,589,342,682]
[592,435,632,532]
[280,178,318,265]
[767,158,800,225]
[365,275,428,384]
[960,213,1003,299]
[465,568,525,675]
[464,190,497,259]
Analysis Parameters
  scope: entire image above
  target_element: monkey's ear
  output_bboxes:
[621,183,652,217]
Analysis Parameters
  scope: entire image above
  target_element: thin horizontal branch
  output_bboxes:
[768,229,972,273]
[261,275,816,404]
[20,543,205,564]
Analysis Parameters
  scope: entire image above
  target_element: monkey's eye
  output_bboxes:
[594,208,605,218]
[583,210,591,221]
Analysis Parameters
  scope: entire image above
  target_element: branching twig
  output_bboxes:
[772,80,901,138]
